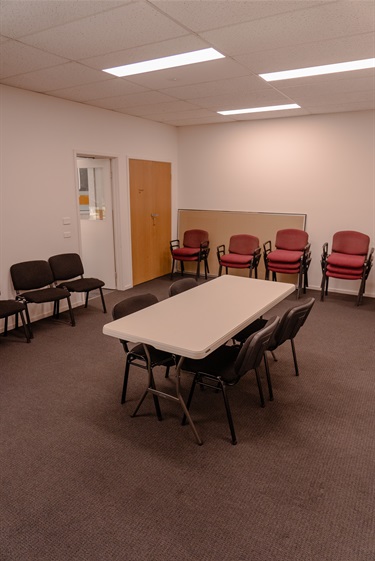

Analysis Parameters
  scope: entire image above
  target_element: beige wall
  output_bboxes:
[177,111,375,296]
[0,85,179,310]
[1,85,374,315]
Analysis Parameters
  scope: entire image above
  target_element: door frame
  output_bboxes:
[73,150,126,290]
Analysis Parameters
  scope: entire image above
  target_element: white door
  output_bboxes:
[76,157,116,288]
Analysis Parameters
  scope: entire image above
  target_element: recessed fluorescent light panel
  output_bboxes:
[259,58,375,81]
[218,104,300,116]
[103,48,225,77]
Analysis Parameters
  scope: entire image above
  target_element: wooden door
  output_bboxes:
[129,159,171,285]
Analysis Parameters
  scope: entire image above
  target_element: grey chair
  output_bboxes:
[234,297,315,380]
[112,293,175,408]
[0,299,31,343]
[182,316,280,445]
[10,260,75,335]
[49,253,107,313]
[168,277,198,297]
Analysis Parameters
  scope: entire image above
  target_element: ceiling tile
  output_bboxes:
[0,39,68,78]
[47,78,148,102]
[201,2,375,55]
[0,0,128,38]
[1,62,111,91]
[15,2,190,59]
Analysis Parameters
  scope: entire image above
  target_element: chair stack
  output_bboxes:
[217,234,261,278]
[170,229,210,280]
[264,229,311,298]
[321,230,374,305]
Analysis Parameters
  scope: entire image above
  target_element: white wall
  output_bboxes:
[177,111,375,297]
[0,85,179,314]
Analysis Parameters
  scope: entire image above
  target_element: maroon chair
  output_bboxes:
[321,230,373,305]
[170,229,210,280]
[217,234,261,278]
[264,229,311,298]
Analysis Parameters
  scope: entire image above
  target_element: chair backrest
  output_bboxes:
[272,297,315,348]
[112,293,158,320]
[169,278,198,297]
[229,234,259,255]
[331,231,370,256]
[10,260,55,291]
[275,229,308,251]
[49,253,84,281]
[183,229,209,248]
[234,316,279,379]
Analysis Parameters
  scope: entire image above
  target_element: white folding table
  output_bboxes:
[103,275,295,444]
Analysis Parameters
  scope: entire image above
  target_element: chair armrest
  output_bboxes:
[216,244,226,261]
[364,247,374,277]
[170,239,180,253]
[263,240,272,255]
[253,247,262,266]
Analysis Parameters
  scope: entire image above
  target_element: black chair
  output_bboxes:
[10,260,75,335]
[0,299,31,343]
[182,316,280,445]
[49,253,107,313]
[234,298,315,380]
[169,277,198,297]
[112,294,175,406]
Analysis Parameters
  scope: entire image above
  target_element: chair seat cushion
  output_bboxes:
[0,300,26,318]
[234,318,267,344]
[220,253,253,267]
[57,278,105,292]
[326,252,365,269]
[326,267,363,280]
[268,249,303,264]
[172,247,200,259]
[22,287,70,303]
[183,345,240,384]
[268,263,301,273]
[129,344,175,366]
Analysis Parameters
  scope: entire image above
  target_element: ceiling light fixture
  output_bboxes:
[103,48,225,77]
[259,58,375,81]
[218,103,300,116]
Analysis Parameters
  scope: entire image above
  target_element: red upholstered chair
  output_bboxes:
[217,234,261,278]
[321,231,374,305]
[170,229,210,280]
[264,229,311,298]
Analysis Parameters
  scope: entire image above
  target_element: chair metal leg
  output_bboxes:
[218,264,222,276]
[23,303,33,338]
[254,367,265,407]
[121,357,132,403]
[84,292,89,308]
[99,287,107,313]
[66,297,75,326]
[291,339,299,376]
[19,310,31,343]
[170,259,175,280]
[263,353,273,401]
[4,317,8,336]
[195,259,201,280]
[221,382,237,445]
[181,373,199,426]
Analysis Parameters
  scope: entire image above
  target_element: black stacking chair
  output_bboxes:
[234,297,315,384]
[112,294,175,405]
[182,316,280,445]
[168,277,198,297]
[0,299,31,343]
[10,260,75,335]
[49,253,107,313]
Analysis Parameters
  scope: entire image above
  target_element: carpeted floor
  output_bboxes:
[1,275,374,561]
